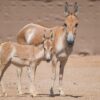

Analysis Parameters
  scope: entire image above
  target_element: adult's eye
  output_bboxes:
[64,23,67,27]
[75,23,78,27]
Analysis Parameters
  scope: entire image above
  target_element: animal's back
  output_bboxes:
[17,23,48,46]
[13,42,35,59]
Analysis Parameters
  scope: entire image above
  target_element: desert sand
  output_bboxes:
[0,0,100,100]
[0,55,100,100]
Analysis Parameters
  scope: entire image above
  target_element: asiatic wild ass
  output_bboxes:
[17,2,79,96]
[0,31,54,97]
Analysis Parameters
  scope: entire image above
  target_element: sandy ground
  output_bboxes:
[0,55,100,100]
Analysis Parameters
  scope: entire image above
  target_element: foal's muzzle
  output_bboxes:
[45,53,51,63]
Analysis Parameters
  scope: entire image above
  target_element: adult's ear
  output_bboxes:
[50,30,54,41]
[64,2,69,16]
[74,2,79,15]
[43,29,46,41]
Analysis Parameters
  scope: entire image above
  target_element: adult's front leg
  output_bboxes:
[59,58,67,96]
[50,55,58,96]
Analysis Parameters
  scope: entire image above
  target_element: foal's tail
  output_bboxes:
[0,41,14,65]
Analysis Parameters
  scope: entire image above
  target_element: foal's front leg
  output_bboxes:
[27,63,37,97]
[50,55,58,96]
[17,67,23,95]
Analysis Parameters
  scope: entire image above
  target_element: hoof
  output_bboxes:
[50,88,54,97]
[30,91,38,97]
[4,92,8,97]
[59,90,65,96]
[30,92,37,97]
[17,91,23,96]
[0,92,8,97]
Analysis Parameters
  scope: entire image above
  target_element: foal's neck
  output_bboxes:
[33,44,44,60]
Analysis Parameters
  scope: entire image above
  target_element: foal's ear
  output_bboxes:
[74,2,79,15]
[64,2,69,16]
[43,29,50,39]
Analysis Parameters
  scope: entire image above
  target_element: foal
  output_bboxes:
[0,32,53,97]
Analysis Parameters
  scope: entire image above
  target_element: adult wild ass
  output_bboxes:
[0,31,54,97]
[17,2,79,96]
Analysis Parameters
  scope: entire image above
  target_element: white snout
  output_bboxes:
[67,32,74,42]
[45,52,51,60]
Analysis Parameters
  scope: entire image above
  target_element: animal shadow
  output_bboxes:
[38,93,83,98]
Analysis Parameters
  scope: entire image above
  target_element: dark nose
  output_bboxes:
[67,40,74,46]
[46,59,51,63]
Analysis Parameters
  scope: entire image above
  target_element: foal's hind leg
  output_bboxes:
[0,79,7,97]
[0,63,10,97]
[0,69,6,97]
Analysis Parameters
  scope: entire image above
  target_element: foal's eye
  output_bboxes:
[75,23,78,27]
[64,23,67,27]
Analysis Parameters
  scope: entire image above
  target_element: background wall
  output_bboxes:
[0,0,100,54]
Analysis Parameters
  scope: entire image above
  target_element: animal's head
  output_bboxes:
[64,2,79,47]
[43,30,54,62]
